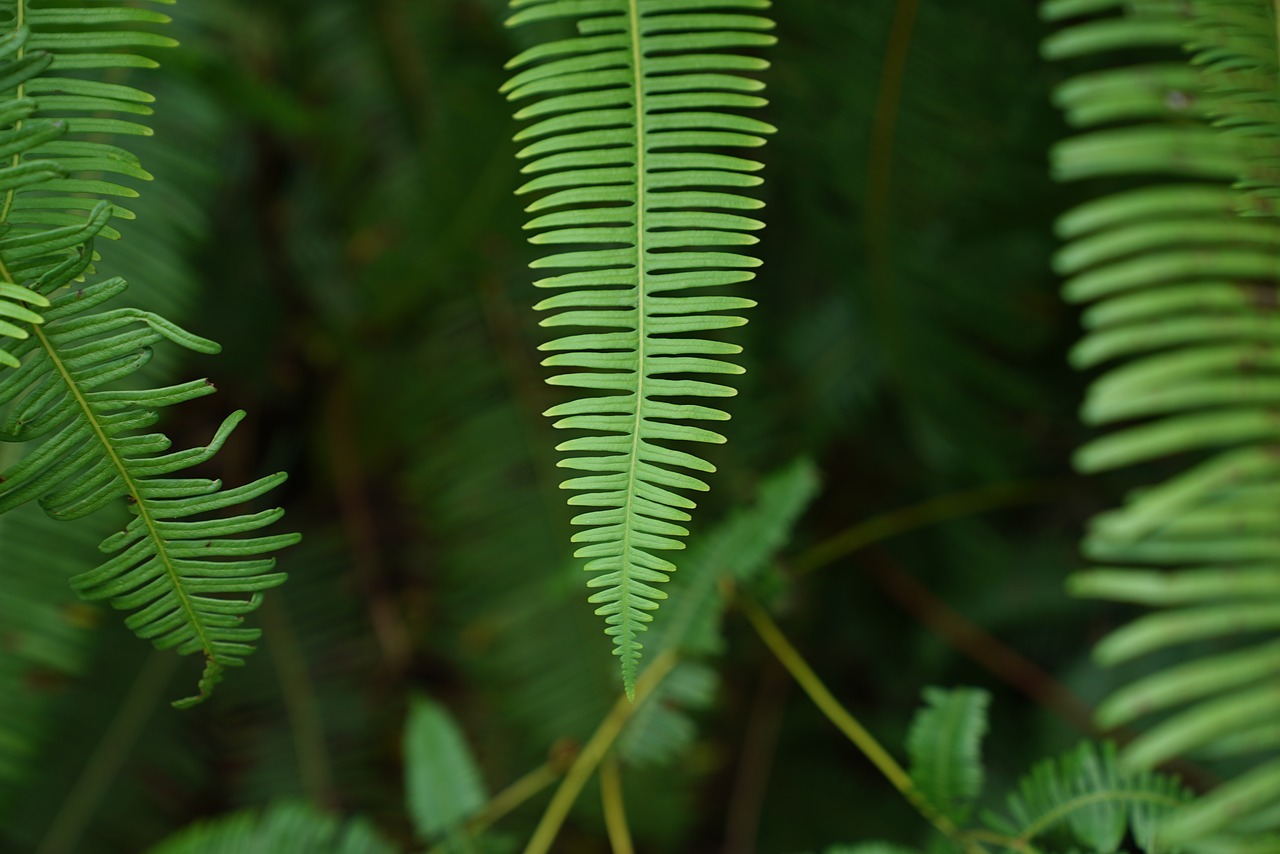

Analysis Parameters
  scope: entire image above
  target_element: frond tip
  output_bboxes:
[0,262,298,708]
[504,0,776,697]
[0,0,296,705]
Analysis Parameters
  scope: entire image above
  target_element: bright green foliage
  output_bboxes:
[986,742,1190,852]
[145,801,397,854]
[1045,0,1280,842]
[0,0,296,708]
[905,686,989,825]
[404,695,488,843]
[502,0,776,696]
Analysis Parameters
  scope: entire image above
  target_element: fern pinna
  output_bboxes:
[502,0,776,695]
[1046,0,1280,845]
[0,1,297,707]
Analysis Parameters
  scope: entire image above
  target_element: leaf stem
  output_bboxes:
[600,753,634,854]
[738,595,975,848]
[422,760,564,854]
[522,650,678,854]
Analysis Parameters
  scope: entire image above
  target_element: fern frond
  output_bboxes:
[503,0,776,697]
[0,0,177,361]
[0,1,296,706]
[1045,0,1280,842]
[405,695,488,844]
[0,267,297,707]
[905,687,989,826]
[985,741,1191,853]
[145,802,398,854]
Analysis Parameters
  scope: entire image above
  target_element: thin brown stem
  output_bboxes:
[721,660,789,854]
[862,550,1098,735]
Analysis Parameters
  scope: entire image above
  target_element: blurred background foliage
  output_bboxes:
[0,0,1149,851]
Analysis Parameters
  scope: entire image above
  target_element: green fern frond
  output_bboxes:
[145,802,398,854]
[502,0,777,697]
[0,266,297,707]
[985,741,1191,853]
[905,687,989,826]
[1045,0,1280,842]
[0,1,296,707]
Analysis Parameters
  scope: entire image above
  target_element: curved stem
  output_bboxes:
[423,761,564,854]
[522,650,678,854]
[739,595,980,850]
[600,753,634,854]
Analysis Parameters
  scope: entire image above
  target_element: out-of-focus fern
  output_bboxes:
[986,741,1190,852]
[405,694,488,845]
[145,802,397,854]
[823,692,1186,852]
[1044,0,1280,843]
[904,686,988,826]
[502,0,777,696]
[0,1,297,706]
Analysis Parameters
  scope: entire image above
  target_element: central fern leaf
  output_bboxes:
[502,0,776,695]
[0,1,297,707]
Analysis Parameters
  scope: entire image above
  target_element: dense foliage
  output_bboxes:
[3,0,1280,851]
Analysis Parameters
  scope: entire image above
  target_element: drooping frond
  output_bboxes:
[986,741,1191,852]
[502,0,777,697]
[1044,0,1280,843]
[0,2,297,706]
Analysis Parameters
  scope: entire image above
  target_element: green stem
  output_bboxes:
[424,760,566,854]
[600,753,634,854]
[739,595,977,849]
[522,650,677,854]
